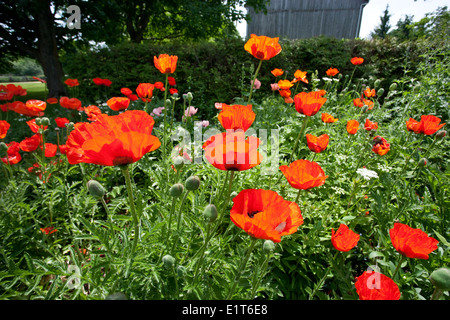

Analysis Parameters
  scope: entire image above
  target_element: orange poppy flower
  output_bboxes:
[326,68,339,76]
[55,117,70,128]
[26,100,47,113]
[271,68,284,77]
[406,118,419,132]
[19,134,41,152]
[293,91,327,116]
[351,57,364,65]
[106,97,130,111]
[353,98,374,110]
[284,97,294,104]
[66,110,161,166]
[229,189,303,243]
[64,78,79,87]
[154,54,178,74]
[372,136,390,156]
[136,83,155,102]
[355,271,400,300]
[321,112,338,123]
[60,97,83,111]
[279,89,291,98]
[84,105,102,122]
[346,120,359,135]
[292,69,308,84]
[364,118,378,131]
[244,34,282,61]
[279,159,328,190]
[1,141,21,165]
[202,131,262,172]
[0,120,10,139]
[305,133,329,153]
[46,97,58,104]
[331,224,360,252]
[217,104,256,132]
[412,115,446,135]
[277,79,294,90]
[389,222,438,260]
[363,87,376,98]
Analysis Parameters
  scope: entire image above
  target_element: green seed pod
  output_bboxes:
[377,88,384,97]
[203,204,218,223]
[86,180,106,199]
[169,183,184,197]
[185,175,200,191]
[35,117,42,126]
[40,117,50,126]
[374,79,382,89]
[0,142,8,155]
[173,156,184,170]
[430,268,450,291]
[263,240,275,253]
[187,92,193,101]
[389,82,398,91]
[162,254,175,269]
[177,265,186,277]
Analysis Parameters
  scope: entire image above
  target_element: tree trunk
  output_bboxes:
[35,5,67,98]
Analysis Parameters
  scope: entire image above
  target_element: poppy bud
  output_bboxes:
[35,117,42,126]
[418,158,427,167]
[361,105,369,113]
[40,117,50,126]
[377,88,384,96]
[169,183,184,197]
[263,240,275,253]
[162,254,175,269]
[87,180,106,199]
[374,79,381,88]
[67,122,75,131]
[203,204,218,223]
[436,130,446,139]
[185,175,200,191]
[177,265,186,277]
[187,92,193,101]
[0,142,8,155]
[430,268,450,291]
[173,156,184,170]
[389,83,398,91]
[105,292,127,300]
[182,93,188,100]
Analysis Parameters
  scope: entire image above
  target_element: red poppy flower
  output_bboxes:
[279,89,291,98]
[202,131,262,172]
[355,271,400,300]
[154,82,165,91]
[168,76,176,86]
[331,224,360,252]
[292,70,308,84]
[40,226,57,235]
[271,68,284,77]
[305,133,329,153]
[154,54,178,74]
[121,88,133,96]
[326,68,339,76]
[0,120,10,139]
[46,97,58,104]
[64,78,79,87]
[32,76,47,83]
[412,115,446,135]
[55,117,70,128]
[389,222,439,259]
[66,110,160,166]
[106,97,130,111]
[60,96,83,111]
[346,120,359,135]
[101,79,112,87]
[92,78,112,86]
[40,143,57,157]
[363,87,376,98]
[406,118,419,132]
[6,84,27,96]
[217,104,256,132]
[229,189,303,243]
[26,119,48,133]
[84,105,102,122]
[353,98,374,110]
[59,144,68,155]
[372,136,390,156]
[136,83,154,102]
[19,134,41,152]
[169,88,178,95]
[0,90,13,101]
[1,141,21,165]
[321,113,338,123]
[351,57,364,65]
[364,118,378,131]
[279,160,328,190]
[244,34,282,61]
[294,91,327,116]
[26,100,47,113]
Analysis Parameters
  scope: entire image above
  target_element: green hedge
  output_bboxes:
[61,36,429,119]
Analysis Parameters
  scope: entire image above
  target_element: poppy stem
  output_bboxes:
[226,237,258,300]
[289,115,309,163]
[163,74,169,162]
[248,60,263,104]
[295,189,302,204]
[392,255,406,280]
[120,165,140,259]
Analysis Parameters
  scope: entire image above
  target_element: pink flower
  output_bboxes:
[270,83,279,91]
[215,102,223,110]
[185,106,198,117]
[252,78,261,90]
[151,106,165,117]
[197,120,209,128]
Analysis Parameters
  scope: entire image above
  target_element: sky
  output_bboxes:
[237,0,449,39]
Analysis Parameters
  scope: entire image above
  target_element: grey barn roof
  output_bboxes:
[246,0,370,39]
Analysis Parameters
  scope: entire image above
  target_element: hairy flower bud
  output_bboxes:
[162,254,175,269]
[389,83,398,91]
[40,117,50,127]
[436,130,447,139]
[430,268,450,291]
[173,156,184,170]
[263,240,276,253]
[377,88,384,96]
[374,79,381,88]
[203,204,218,223]
[169,183,184,197]
[86,180,106,199]
[418,158,427,168]
[185,175,200,191]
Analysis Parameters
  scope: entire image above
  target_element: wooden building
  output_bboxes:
[246,0,370,39]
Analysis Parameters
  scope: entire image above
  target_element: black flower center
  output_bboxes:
[247,211,260,218]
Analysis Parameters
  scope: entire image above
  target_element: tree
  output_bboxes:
[371,4,391,39]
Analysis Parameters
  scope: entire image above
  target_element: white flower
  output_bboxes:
[356,168,379,180]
